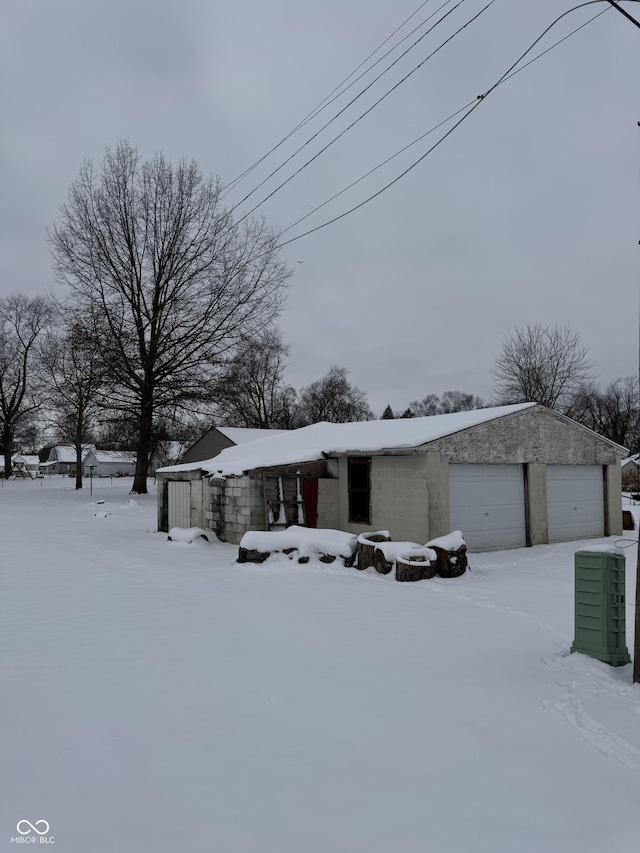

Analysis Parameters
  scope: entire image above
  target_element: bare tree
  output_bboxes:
[297,365,373,425]
[50,141,291,493]
[39,313,106,489]
[409,391,484,417]
[215,328,297,429]
[492,322,592,411]
[567,377,638,450]
[0,294,52,477]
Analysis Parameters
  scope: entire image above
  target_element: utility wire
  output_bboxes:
[228,0,475,214]
[232,0,498,225]
[271,0,637,252]
[281,5,610,237]
[223,0,443,195]
[605,0,640,27]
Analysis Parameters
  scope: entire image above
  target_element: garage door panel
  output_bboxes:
[449,464,526,551]
[547,465,604,542]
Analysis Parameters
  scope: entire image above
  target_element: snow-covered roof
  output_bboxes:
[217,427,287,445]
[49,445,95,463]
[159,403,537,477]
[87,450,136,464]
[621,453,640,468]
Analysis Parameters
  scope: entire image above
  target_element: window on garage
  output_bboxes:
[348,457,371,524]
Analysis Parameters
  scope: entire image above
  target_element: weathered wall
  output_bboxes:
[605,463,622,536]
[426,406,623,465]
[317,479,339,529]
[335,455,430,543]
[526,463,548,546]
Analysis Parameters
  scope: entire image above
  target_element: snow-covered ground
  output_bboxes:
[2,478,640,852]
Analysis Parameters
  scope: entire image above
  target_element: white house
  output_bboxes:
[83,449,136,478]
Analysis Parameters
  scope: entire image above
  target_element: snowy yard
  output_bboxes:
[2,478,640,852]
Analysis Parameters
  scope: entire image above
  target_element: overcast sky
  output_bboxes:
[1,0,638,415]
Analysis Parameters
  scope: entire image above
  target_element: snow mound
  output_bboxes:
[356,530,390,544]
[167,527,218,544]
[426,530,466,551]
[241,526,357,559]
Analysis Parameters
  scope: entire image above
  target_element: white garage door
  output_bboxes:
[547,465,604,542]
[449,464,526,551]
[168,480,191,529]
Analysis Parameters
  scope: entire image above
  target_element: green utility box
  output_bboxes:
[570,548,631,666]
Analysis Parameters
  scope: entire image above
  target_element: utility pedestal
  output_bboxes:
[571,548,631,666]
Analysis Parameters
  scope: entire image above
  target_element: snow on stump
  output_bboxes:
[167,527,215,544]
[238,527,358,566]
[426,530,468,578]
[395,548,437,582]
[373,540,421,575]
[356,531,390,570]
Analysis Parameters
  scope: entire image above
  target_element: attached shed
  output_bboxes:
[157,404,626,551]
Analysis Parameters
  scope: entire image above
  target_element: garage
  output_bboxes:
[546,465,605,542]
[449,463,527,551]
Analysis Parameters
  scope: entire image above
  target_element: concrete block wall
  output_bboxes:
[336,455,430,543]
[204,476,266,545]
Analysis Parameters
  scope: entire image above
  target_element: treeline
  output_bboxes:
[1,144,636,492]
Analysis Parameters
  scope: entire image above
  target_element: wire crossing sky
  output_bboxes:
[0,0,638,413]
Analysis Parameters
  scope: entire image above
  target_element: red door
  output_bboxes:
[301,479,318,528]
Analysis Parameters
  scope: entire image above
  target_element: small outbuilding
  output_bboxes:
[157,403,626,551]
[46,445,94,475]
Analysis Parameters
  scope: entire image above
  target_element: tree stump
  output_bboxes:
[374,547,394,575]
[395,555,436,582]
[356,532,391,570]
[238,547,271,564]
[430,544,468,578]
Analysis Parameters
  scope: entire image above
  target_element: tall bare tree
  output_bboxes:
[0,293,52,477]
[50,141,291,493]
[39,313,106,489]
[492,322,592,411]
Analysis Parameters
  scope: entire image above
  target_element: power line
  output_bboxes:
[281,6,611,238]
[222,0,444,195]
[227,0,473,213]
[271,0,636,252]
[232,0,498,224]
[605,0,640,28]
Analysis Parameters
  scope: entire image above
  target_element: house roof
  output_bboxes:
[159,403,540,477]
[87,450,136,464]
[49,445,95,463]
[216,427,287,445]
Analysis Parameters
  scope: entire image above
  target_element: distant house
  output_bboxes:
[181,427,287,465]
[157,404,626,552]
[83,449,136,478]
[46,445,94,475]
[621,453,640,489]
